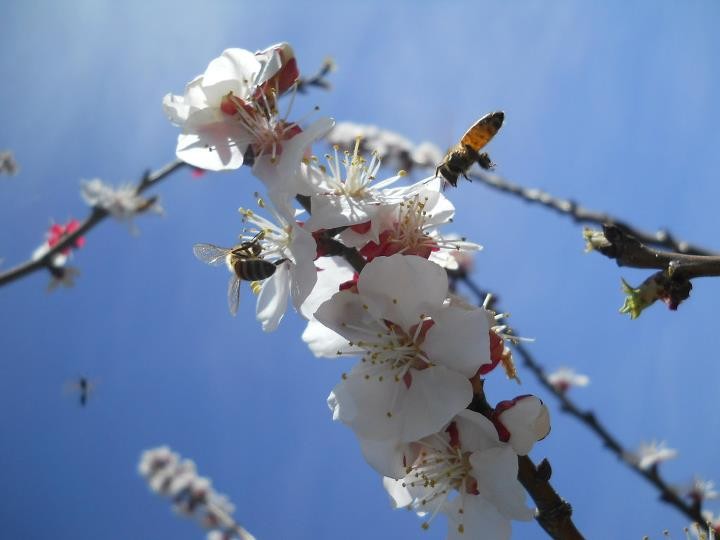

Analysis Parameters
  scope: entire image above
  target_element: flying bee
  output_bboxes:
[436,111,504,188]
[193,232,279,316]
[63,376,95,407]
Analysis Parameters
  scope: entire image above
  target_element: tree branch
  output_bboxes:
[468,170,718,257]
[0,159,186,288]
[590,224,720,278]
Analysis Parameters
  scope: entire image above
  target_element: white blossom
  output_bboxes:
[312,255,494,442]
[335,177,481,267]
[381,410,534,539]
[632,440,678,470]
[678,476,719,503]
[299,140,420,231]
[546,367,590,393]
[163,43,302,171]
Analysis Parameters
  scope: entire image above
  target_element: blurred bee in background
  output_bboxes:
[64,376,95,407]
[193,232,278,316]
[436,111,504,188]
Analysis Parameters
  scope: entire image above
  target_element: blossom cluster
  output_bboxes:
[81,178,163,234]
[31,219,85,290]
[138,446,255,540]
[165,43,552,539]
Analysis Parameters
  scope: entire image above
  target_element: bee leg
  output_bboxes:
[477,152,496,170]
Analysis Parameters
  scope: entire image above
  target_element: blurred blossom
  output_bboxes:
[447,245,476,274]
[46,219,85,254]
[30,219,85,290]
[546,367,590,393]
[326,122,442,173]
[632,441,678,470]
[678,476,719,504]
[0,150,19,176]
[139,446,255,540]
[81,178,163,234]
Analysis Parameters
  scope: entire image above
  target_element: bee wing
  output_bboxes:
[193,243,231,266]
[62,380,80,395]
[460,111,504,152]
[227,274,241,316]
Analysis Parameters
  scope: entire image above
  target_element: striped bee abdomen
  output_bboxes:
[233,258,277,281]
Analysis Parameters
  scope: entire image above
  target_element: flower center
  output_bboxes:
[324,137,382,198]
[341,318,433,386]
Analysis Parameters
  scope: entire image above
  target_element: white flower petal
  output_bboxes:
[445,494,512,540]
[469,447,534,521]
[287,227,318,310]
[302,319,355,358]
[398,367,472,442]
[454,409,504,452]
[332,363,472,442]
[383,476,413,509]
[359,440,406,479]
[358,255,447,330]
[300,256,355,320]
[256,263,290,332]
[313,290,381,344]
[203,48,259,89]
[175,131,246,171]
[422,305,491,377]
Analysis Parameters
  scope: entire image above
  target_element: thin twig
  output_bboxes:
[0,159,186,288]
[457,273,706,527]
[468,170,718,256]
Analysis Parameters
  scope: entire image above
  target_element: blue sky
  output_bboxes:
[2,1,720,539]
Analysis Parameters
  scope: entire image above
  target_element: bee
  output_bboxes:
[64,376,95,407]
[193,232,278,316]
[436,111,505,188]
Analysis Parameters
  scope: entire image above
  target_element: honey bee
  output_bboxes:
[436,111,504,187]
[193,232,278,316]
[63,376,95,407]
